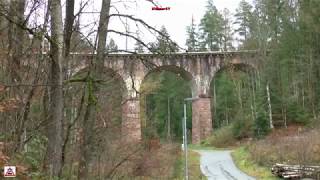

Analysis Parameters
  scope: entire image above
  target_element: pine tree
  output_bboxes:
[221,8,234,51]
[185,16,198,51]
[150,26,178,53]
[199,0,224,51]
[134,31,144,53]
[134,40,144,53]
[234,0,253,42]
[106,38,118,52]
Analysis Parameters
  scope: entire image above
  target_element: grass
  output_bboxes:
[231,146,280,180]
[188,144,217,150]
[186,150,207,180]
[174,148,207,180]
[189,144,234,151]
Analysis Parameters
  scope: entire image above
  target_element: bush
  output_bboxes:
[254,110,270,138]
[232,115,254,139]
[287,103,311,125]
[248,128,320,167]
[202,126,236,148]
[232,146,278,179]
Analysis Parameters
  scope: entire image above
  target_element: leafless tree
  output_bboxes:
[0,0,184,179]
[46,0,64,177]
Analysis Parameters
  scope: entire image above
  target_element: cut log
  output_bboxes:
[271,163,320,179]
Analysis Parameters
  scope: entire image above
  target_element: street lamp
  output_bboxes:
[182,97,199,180]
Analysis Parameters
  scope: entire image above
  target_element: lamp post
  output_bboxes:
[183,97,199,180]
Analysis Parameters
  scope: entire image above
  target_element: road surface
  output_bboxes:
[195,150,255,180]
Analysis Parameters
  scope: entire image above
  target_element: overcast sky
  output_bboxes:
[79,0,253,51]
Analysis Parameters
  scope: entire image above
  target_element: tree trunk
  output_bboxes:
[233,79,243,110]
[213,79,217,123]
[251,71,257,122]
[8,0,25,83]
[266,84,274,129]
[78,0,111,179]
[225,96,229,126]
[46,0,64,177]
[7,0,25,151]
[61,0,75,168]
[167,97,171,140]
[63,0,74,58]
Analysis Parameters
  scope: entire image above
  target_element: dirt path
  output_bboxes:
[195,150,255,180]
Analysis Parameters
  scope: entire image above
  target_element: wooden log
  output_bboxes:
[271,163,320,179]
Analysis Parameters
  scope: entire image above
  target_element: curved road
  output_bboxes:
[195,150,255,180]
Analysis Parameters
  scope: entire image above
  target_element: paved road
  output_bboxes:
[195,150,255,180]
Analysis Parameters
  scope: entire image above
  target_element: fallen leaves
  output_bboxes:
[0,98,20,112]
[0,84,19,112]
[0,84,5,92]
[0,142,29,179]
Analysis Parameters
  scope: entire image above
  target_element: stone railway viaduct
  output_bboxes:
[70,51,260,144]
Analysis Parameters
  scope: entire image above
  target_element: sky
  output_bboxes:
[79,0,252,51]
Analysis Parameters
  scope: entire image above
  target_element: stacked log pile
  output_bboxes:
[271,163,320,179]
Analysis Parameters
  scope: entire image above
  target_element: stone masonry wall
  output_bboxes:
[192,98,212,144]
[122,99,141,142]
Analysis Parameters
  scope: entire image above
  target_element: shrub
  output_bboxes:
[248,128,320,167]
[254,110,270,138]
[287,102,311,125]
[232,115,254,139]
[203,126,236,148]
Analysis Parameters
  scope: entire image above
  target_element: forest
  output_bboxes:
[0,0,320,179]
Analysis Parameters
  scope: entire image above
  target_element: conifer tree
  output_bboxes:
[149,26,178,53]
[185,16,198,51]
[199,0,224,51]
[106,38,118,52]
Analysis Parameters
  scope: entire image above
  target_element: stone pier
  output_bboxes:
[122,98,141,142]
[192,97,212,144]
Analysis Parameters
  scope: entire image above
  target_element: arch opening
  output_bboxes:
[140,65,193,142]
[68,67,126,135]
[210,62,258,142]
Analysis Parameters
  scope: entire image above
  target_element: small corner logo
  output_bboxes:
[4,166,16,177]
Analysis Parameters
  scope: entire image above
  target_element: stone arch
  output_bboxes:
[212,56,259,97]
[69,66,129,140]
[69,66,127,97]
[70,64,128,96]
[218,61,258,74]
[140,65,194,140]
[217,52,260,74]
[143,65,194,82]
[211,55,259,97]
[142,64,211,98]
[141,65,216,144]
[209,57,258,130]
